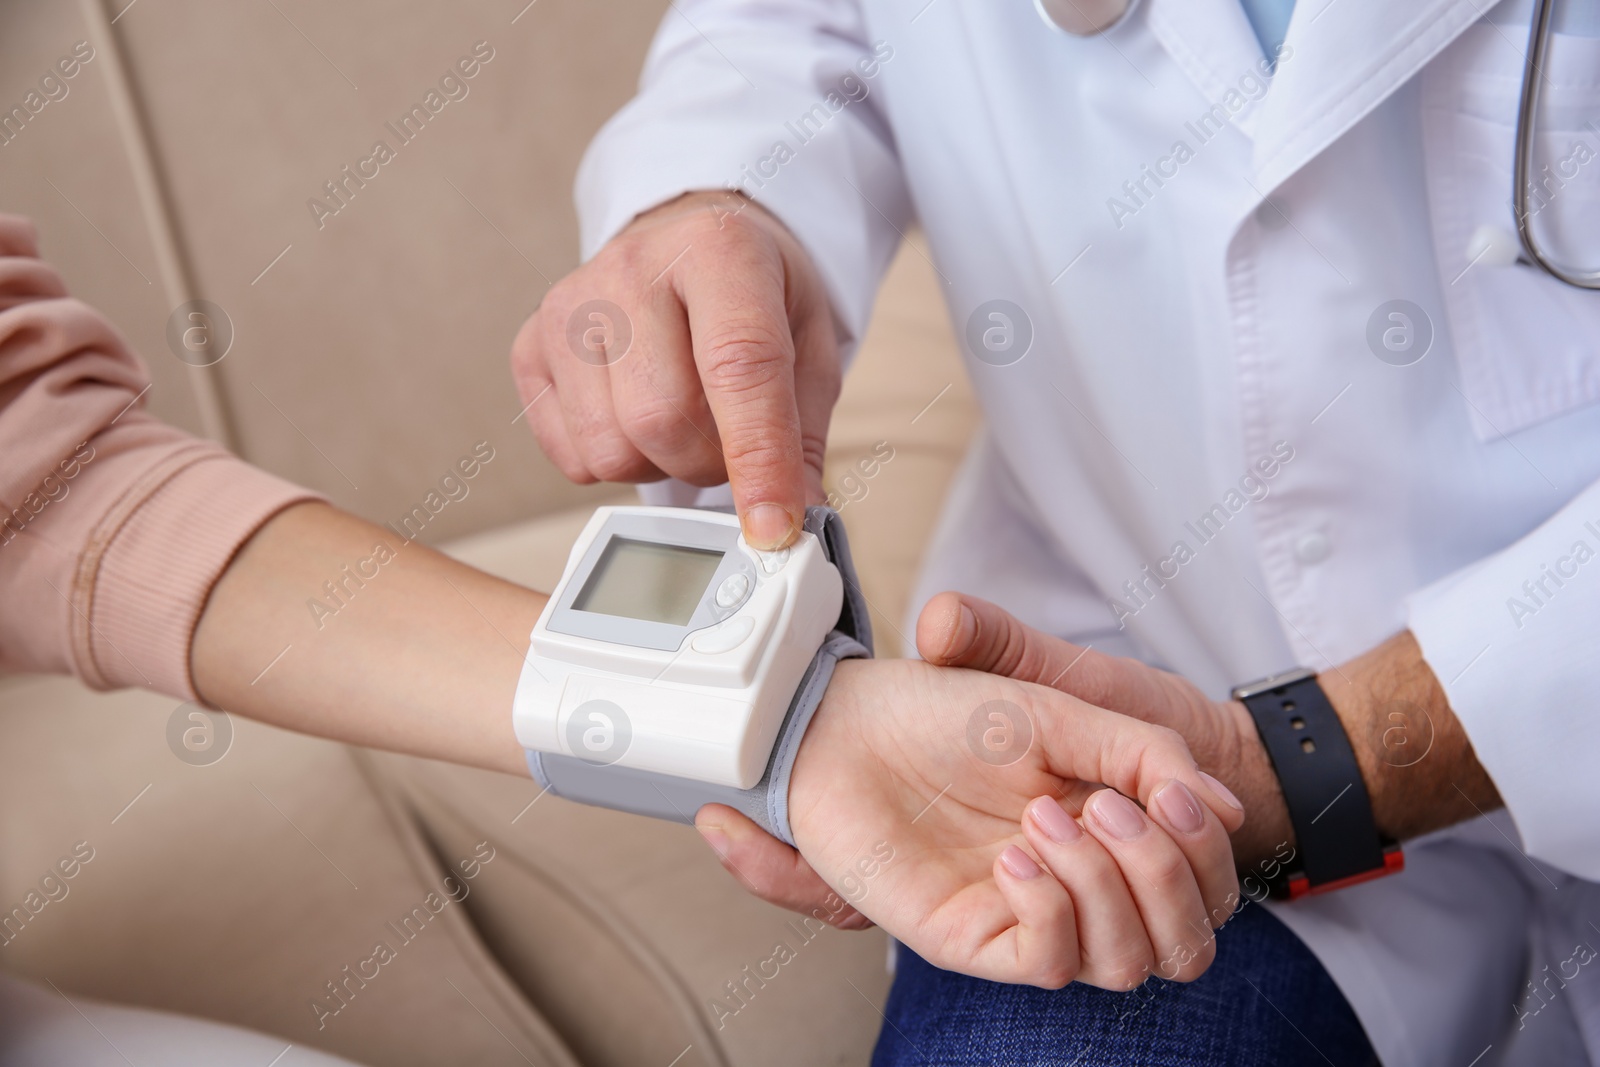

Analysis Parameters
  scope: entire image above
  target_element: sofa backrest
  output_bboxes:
[2,0,675,542]
[1,0,977,617]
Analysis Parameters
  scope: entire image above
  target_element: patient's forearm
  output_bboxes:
[191,502,542,776]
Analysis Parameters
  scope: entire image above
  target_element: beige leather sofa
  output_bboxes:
[0,1,977,1063]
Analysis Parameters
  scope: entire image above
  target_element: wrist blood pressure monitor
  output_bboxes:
[512,505,872,844]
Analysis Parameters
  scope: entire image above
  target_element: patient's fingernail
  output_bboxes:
[744,503,798,550]
[999,845,1042,880]
[951,603,978,658]
[1088,790,1147,841]
[1154,781,1205,835]
[1200,772,1244,813]
[697,825,731,859]
[1029,797,1082,844]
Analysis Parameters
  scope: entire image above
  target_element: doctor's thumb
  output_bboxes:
[917,592,1097,692]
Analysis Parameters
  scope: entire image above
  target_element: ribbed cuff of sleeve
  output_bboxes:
[1404,477,1600,880]
[78,445,323,701]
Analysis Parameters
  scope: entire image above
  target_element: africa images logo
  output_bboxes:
[965,700,1033,766]
[565,699,632,766]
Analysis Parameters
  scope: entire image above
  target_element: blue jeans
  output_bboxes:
[872,900,1380,1066]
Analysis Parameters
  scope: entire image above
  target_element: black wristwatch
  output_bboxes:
[1231,668,1403,900]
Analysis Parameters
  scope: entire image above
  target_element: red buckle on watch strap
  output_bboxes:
[1287,844,1406,901]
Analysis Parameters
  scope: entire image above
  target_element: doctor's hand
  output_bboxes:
[913,591,1504,870]
[699,658,1246,990]
[511,190,838,550]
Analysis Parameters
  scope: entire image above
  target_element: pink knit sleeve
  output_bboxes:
[0,214,322,700]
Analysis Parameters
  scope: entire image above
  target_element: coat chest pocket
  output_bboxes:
[1421,18,1600,440]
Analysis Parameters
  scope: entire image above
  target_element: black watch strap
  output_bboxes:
[1232,668,1402,899]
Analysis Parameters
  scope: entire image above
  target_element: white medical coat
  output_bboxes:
[577,0,1600,1062]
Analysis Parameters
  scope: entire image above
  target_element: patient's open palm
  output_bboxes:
[780,658,1244,990]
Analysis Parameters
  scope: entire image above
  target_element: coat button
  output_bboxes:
[1255,197,1290,231]
[1464,224,1522,268]
[1294,532,1331,565]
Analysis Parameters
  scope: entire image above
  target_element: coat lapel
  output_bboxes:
[1144,0,1273,134]
[1144,0,1501,191]
[1249,0,1493,190]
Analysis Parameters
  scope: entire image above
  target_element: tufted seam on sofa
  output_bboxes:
[345,746,587,1067]
[380,769,736,1067]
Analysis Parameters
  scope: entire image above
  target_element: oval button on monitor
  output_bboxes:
[691,616,756,654]
[715,572,751,609]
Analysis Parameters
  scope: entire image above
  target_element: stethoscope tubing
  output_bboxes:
[1035,0,1599,290]
[1512,0,1600,287]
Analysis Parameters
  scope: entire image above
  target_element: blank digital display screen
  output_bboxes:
[571,538,724,626]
